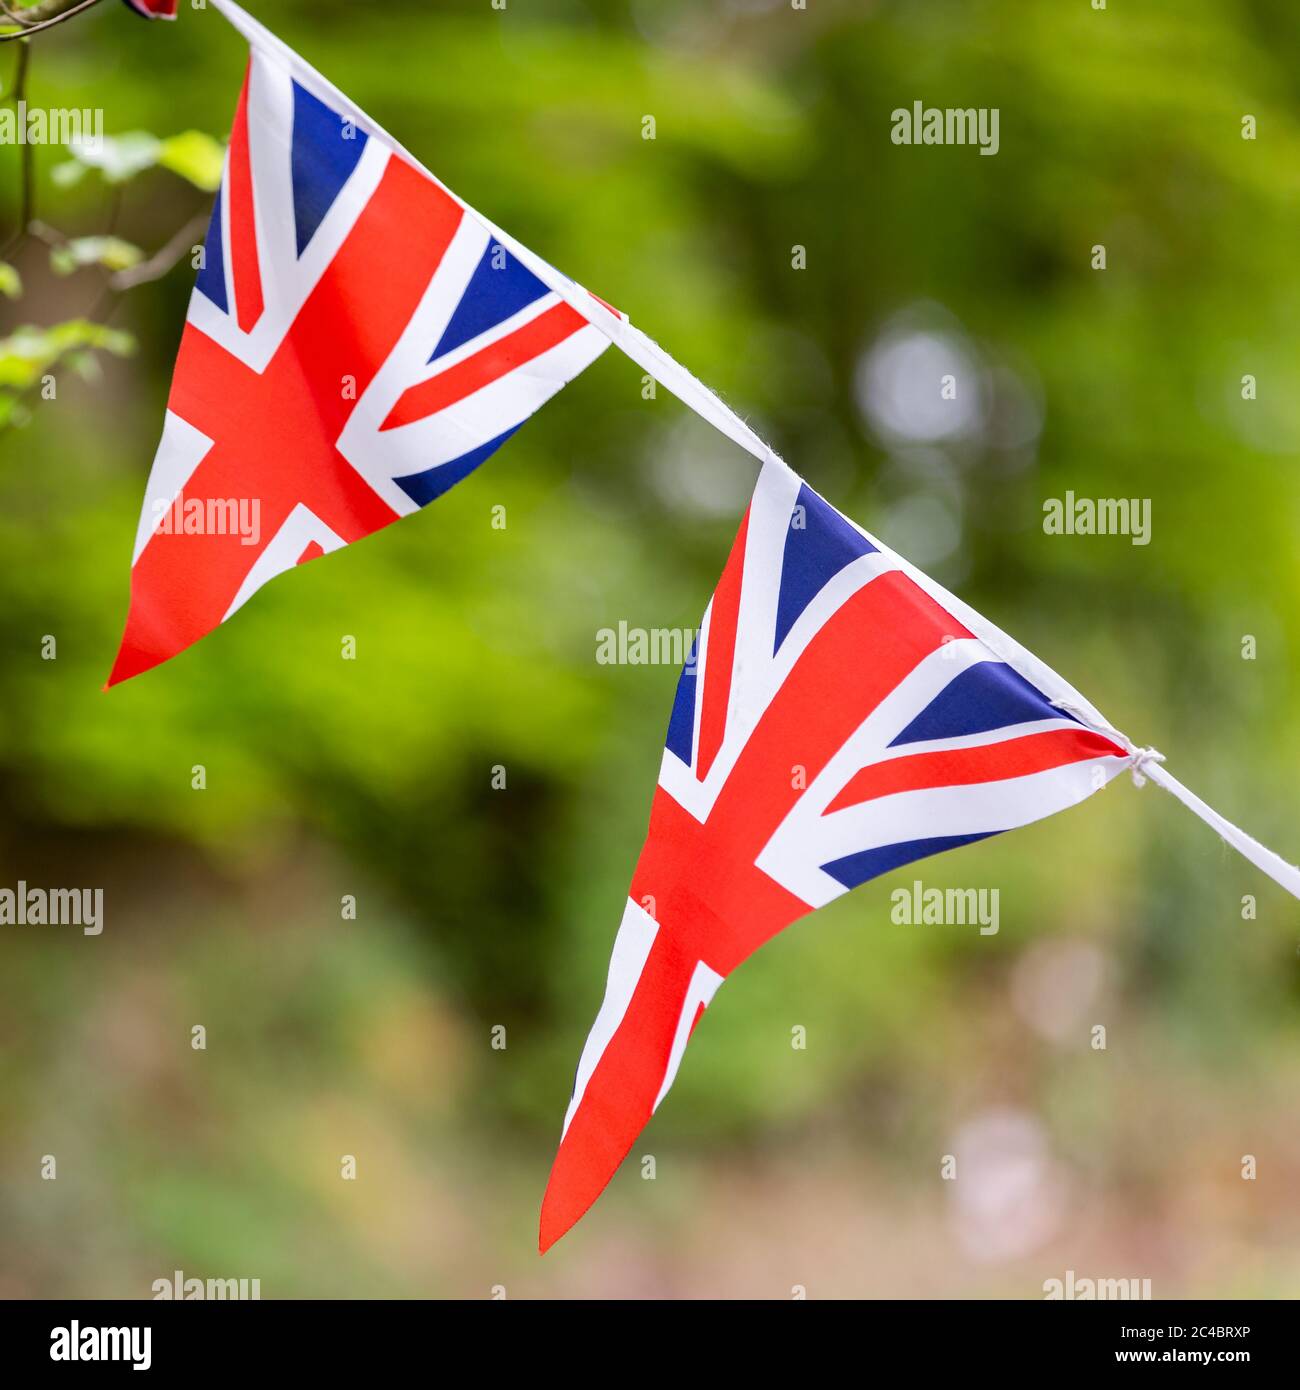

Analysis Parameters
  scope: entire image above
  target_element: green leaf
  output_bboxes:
[44,319,137,357]
[59,130,226,190]
[50,161,88,190]
[65,350,104,384]
[0,319,136,390]
[0,396,30,429]
[158,131,226,192]
[0,263,21,299]
[63,131,162,185]
[0,327,56,388]
[50,237,145,276]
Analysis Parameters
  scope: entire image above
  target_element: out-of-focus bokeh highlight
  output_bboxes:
[1,0,1298,1298]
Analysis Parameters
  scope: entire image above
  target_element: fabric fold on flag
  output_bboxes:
[109,2,619,686]
[539,460,1140,1251]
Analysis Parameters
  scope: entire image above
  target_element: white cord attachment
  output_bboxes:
[1127,745,1167,789]
[1049,699,1300,898]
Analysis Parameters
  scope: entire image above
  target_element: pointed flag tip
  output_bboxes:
[104,650,132,690]
[105,624,173,689]
[538,1157,602,1255]
[104,652,139,690]
[103,663,139,690]
[538,1130,630,1253]
[538,1192,571,1256]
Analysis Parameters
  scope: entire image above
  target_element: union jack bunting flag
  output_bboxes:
[109,26,614,685]
[122,0,177,18]
[540,460,1134,1249]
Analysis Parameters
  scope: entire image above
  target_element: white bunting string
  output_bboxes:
[210,0,1300,904]
[1140,761,1300,900]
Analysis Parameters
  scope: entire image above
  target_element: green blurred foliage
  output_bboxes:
[0,0,1297,1297]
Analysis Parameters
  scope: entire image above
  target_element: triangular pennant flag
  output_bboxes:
[540,461,1140,1250]
[109,2,616,686]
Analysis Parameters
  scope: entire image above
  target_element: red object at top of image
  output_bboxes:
[123,0,177,18]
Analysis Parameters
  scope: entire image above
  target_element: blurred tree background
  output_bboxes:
[0,0,1297,1297]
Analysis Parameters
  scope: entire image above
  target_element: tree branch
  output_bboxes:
[0,39,34,255]
[110,211,207,290]
[1,0,104,41]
